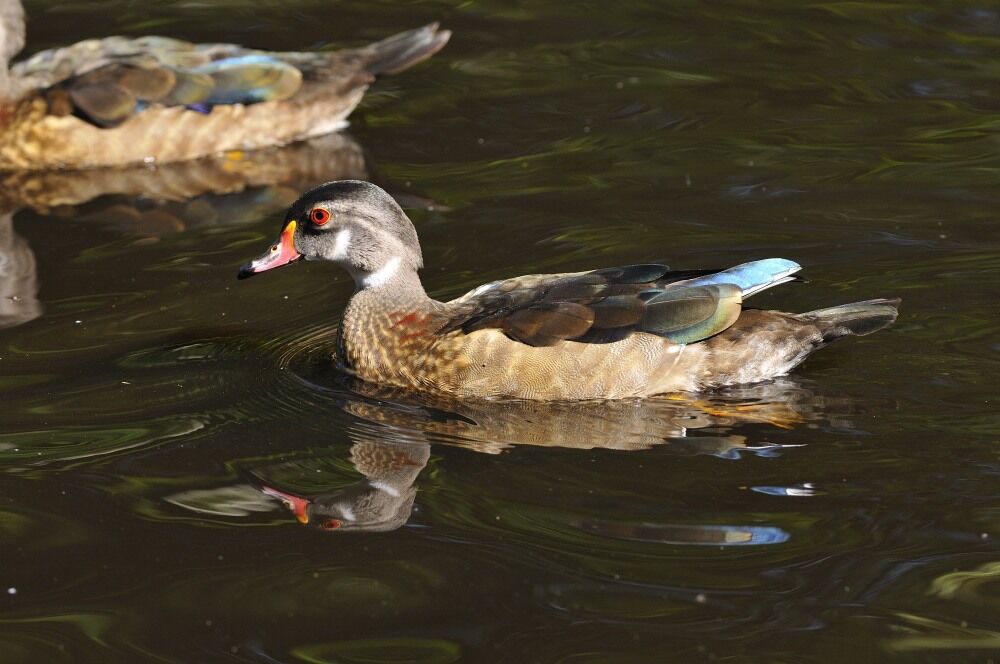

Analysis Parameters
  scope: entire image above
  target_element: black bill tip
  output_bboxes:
[237,263,256,280]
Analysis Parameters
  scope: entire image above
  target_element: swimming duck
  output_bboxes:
[237,181,899,401]
[0,0,448,170]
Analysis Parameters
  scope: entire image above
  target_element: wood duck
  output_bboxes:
[0,0,449,170]
[238,181,900,401]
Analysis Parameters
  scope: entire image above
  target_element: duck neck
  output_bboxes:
[350,259,433,308]
[338,262,441,384]
[351,256,428,302]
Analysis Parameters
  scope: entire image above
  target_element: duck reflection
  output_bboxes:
[333,377,818,456]
[250,437,429,533]
[0,210,41,328]
[232,378,839,533]
[0,132,366,237]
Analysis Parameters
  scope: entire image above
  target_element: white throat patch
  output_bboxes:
[331,229,352,260]
[363,256,402,289]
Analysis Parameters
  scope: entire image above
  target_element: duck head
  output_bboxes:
[237,180,423,290]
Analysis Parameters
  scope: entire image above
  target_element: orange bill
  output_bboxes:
[238,220,301,279]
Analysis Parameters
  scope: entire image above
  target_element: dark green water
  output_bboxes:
[2,1,999,661]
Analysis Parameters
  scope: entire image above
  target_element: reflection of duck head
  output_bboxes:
[0,209,41,329]
[253,438,429,533]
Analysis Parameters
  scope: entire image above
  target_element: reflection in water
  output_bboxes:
[0,133,367,237]
[929,561,1000,607]
[575,520,789,546]
[253,438,429,533]
[163,439,429,534]
[165,370,845,535]
[886,613,1000,653]
[321,372,826,456]
[0,210,41,329]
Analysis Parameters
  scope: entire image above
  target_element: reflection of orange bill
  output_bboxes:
[261,484,310,524]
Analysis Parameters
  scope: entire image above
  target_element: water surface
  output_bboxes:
[2,1,999,661]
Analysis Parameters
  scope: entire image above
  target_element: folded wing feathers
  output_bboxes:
[13,23,449,126]
[450,261,803,347]
[641,283,743,343]
[677,258,802,298]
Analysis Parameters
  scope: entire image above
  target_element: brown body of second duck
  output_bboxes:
[238,181,900,401]
[0,0,448,170]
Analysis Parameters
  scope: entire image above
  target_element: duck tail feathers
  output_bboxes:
[362,23,451,76]
[806,298,900,341]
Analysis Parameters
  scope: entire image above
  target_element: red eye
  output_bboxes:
[321,519,342,530]
[310,208,331,226]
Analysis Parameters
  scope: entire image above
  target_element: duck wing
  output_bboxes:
[441,259,803,347]
[440,264,730,346]
[9,23,449,127]
[11,35,299,126]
